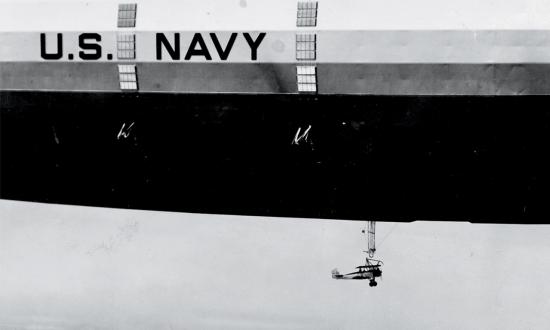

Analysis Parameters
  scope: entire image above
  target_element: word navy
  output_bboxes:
[156,32,266,61]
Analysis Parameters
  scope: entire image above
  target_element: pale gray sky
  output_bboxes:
[1,199,549,329]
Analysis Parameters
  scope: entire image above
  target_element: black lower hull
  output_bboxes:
[2,91,549,223]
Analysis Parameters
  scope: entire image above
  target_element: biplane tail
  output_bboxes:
[331,269,342,279]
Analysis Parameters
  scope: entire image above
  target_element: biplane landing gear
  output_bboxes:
[369,280,377,287]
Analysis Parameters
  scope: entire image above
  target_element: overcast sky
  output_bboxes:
[1,199,550,329]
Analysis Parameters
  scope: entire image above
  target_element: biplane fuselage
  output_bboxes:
[332,271,375,280]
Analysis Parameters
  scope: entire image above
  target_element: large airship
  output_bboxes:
[1,0,549,223]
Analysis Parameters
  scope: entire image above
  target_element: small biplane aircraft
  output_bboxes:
[332,258,383,287]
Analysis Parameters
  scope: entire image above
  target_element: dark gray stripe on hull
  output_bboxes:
[0,63,119,91]
[2,62,550,95]
[321,64,550,95]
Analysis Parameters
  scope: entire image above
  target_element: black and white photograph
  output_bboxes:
[1,0,550,329]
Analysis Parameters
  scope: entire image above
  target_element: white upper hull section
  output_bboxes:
[2,0,550,31]
[2,0,550,94]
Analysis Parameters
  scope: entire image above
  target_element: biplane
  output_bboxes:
[332,258,383,287]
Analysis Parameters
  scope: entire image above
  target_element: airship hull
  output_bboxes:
[2,2,550,223]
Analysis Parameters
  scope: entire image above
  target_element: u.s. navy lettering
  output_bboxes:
[40,32,266,61]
